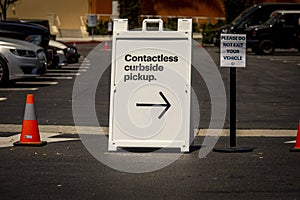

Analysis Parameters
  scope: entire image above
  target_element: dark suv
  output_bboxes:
[214,3,300,47]
[246,10,300,54]
[0,20,50,50]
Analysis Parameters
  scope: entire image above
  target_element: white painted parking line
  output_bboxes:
[36,76,73,80]
[62,66,90,69]
[46,73,80,76]
[71,63,83,66]
[270,58,280,61]
[15,81,58,85]
[0,88,38,91]
[282,60,296,63]
[47,69,87,72]
[80,66,90,68]
[284,140,296,144]
[0,97,7,101]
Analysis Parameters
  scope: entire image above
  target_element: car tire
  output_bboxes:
[0,58,9,86]
[258,40,274,55]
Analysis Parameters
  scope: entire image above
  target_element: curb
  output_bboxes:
[56,36,112,44]
[0,124,297,137]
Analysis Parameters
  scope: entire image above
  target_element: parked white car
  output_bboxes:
[0,37,47,85]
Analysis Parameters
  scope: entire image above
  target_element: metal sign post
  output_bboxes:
[230,67,237,148]
[214,33,254,153]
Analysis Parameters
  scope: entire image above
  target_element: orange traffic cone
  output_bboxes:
[290,122,300,152]
[104,41,108,51]
[14,94,47,146]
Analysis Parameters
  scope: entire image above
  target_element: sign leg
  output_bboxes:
[213,68,254,153]
[230,67,237,147]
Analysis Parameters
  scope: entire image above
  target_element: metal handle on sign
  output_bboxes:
[142,19,163,32]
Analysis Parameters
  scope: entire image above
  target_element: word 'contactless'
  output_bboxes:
[125,54,179,62]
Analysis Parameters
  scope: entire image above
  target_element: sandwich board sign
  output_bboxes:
[108,19,193,152]
[220,34,246,67]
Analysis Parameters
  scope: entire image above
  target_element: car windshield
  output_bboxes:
[231,5,257,26]
[264,13,281,25]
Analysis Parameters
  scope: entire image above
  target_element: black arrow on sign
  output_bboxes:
[136,91,171,119]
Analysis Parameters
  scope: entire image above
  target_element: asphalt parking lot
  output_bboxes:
[1,136,300,200]
[0,42,300,199]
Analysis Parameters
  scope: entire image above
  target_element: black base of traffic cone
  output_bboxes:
[290,147,300,152]
[13,141,47,147]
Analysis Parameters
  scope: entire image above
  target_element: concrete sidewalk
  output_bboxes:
[0,124,297,136]
[56,35,111,44]
[55,32,203,44]
[0,124,297,148]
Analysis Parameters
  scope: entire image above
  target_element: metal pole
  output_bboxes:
[213,66,253,152]
[230,67,237,147]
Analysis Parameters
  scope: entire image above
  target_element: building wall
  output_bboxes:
[91,0,112,14]
[6,0,300,30]
[7,0,89,29]
[141,0,225,18]
[141,0,300,18]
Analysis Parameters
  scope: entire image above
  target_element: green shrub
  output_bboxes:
[201,20,226,44]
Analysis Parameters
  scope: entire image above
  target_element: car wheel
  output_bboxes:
[0,58,8,86]
[259,40,274,55]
